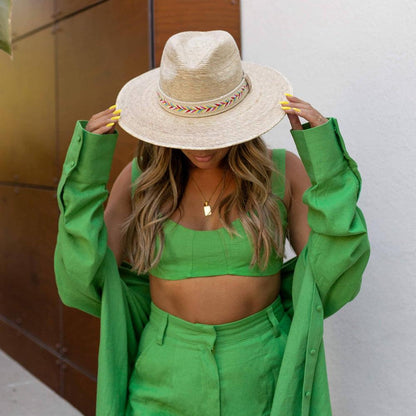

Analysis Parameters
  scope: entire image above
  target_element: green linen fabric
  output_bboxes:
[126,295,291,415]
[130,149,287,279]
[54,118,370,416]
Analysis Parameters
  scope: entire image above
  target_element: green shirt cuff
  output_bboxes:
[62,120,118,183]
[291,117,355,185]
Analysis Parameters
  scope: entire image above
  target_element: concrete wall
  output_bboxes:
[241,0,416,414]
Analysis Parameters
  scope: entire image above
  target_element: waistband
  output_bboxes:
[148,295,285,348]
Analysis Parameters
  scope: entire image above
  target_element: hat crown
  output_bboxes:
[159,30,243,102]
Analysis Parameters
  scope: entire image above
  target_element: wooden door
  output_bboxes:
[0,1,240,414]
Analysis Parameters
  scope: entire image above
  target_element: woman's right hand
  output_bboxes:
[85,105,121,135]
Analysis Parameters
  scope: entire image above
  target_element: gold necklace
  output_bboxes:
[191,171,226,216]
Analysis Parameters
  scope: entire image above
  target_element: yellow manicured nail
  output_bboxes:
[106,122,115,127]
[293,108,301,112]
[280,101,289,105]
[285,93,293,97]
[109,104,116,109]
[113,109,121,114]
[281,106,291,110]
[111,116,120,120]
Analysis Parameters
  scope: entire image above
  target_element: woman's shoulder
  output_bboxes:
[268,148,310,208]
[120,160,133,184]
[268,148,303,171]
[268,148,302,173]
[108,160,133,205]
[282,150,311,203]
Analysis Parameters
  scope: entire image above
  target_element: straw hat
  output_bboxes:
[116,30,292,150]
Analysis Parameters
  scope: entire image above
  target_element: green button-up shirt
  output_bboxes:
[54,118,370,415]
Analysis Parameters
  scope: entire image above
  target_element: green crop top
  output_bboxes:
[130,150,288,280]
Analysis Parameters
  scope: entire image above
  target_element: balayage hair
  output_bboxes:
[121,136,286,275]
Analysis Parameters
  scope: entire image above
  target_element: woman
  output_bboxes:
[54,31,370,415]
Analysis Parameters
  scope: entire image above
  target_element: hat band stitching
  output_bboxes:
[157,74,251,118]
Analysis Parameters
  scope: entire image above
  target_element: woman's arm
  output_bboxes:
[281,95,370,318]
[285,150,311,255]
[54,107,122,316]
[104,161,133,266]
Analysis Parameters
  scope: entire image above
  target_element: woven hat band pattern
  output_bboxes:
[157,74,251,118]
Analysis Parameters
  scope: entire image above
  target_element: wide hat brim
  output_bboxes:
[115,61,292,150]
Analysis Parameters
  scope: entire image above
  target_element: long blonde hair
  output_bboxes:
[121,137,286,274]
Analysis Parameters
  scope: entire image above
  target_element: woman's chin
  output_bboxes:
[182,147,230,170]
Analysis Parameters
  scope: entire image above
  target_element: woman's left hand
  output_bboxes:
[280,94,327,130]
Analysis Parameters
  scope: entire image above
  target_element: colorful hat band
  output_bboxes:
[157,74,251,118]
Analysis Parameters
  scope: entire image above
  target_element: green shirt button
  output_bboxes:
[305,391,311,398]
[316,305,322,312]
[69,161,75,167]
[77,136,81,142]
[310,348,316,355]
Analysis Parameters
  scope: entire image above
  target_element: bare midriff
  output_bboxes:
[147,159,284,325]
[149,272,281,325]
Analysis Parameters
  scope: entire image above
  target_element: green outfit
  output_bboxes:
[125,149,289,415]
[133,148,288,280]
[54,118,370,415]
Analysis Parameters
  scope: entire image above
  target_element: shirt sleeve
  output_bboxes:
[291,117,370,318]
[53,120,118,317]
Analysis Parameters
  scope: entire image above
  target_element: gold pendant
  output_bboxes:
[203,202,212,216]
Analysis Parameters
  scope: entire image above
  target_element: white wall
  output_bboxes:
[241,0,416,414]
